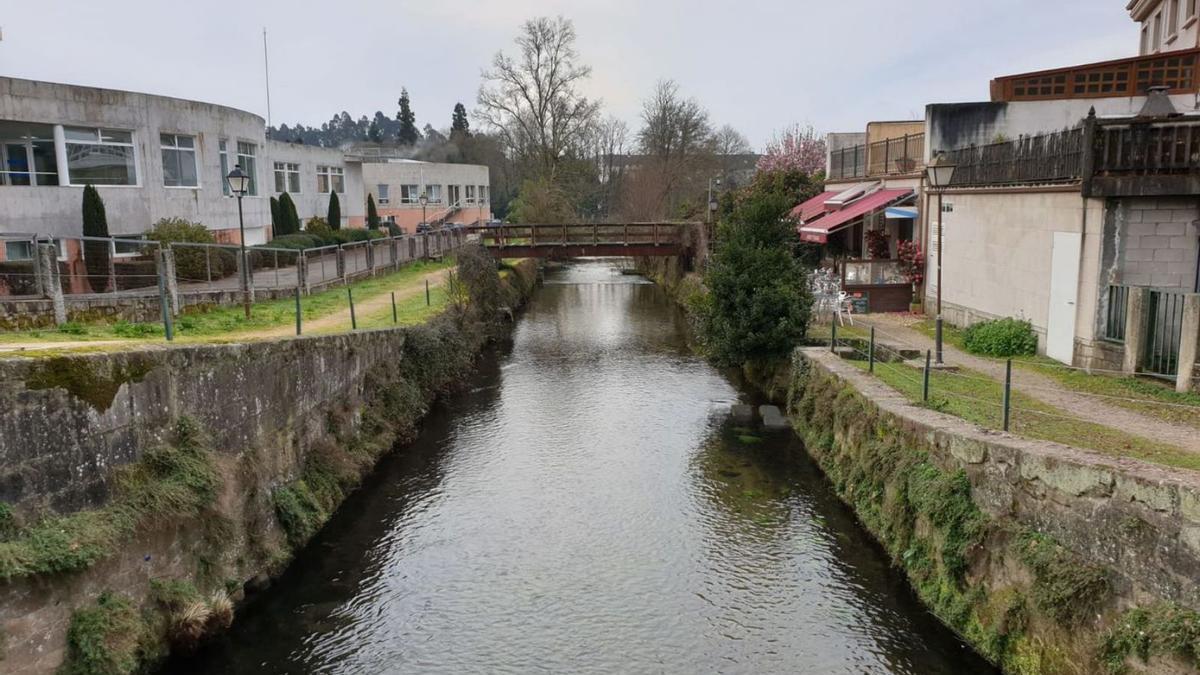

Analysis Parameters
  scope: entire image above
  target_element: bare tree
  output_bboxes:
[634,80,714,216]
[477,16,601,179]
[712,124,751,157]
[588,116,629,217]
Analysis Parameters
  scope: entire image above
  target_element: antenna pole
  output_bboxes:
[263,28,273,137]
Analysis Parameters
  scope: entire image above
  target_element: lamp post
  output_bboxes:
[226,165,252,319]
[706,177,722,224]
[925,153,957,365]
[419,191,428,230]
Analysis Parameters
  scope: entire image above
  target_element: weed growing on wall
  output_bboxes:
[0,418,218,581]
[1101,602,1200,673]
[1017,532,1110,626]
[60,592,158,675]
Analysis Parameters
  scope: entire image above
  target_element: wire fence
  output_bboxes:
[826,320,1200,442]
[0,226,471,334]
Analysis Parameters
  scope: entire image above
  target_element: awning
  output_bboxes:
[885,207,918,219]
[798,188,915,244]
[791,191,839,224]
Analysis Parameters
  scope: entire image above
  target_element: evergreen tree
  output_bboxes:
[367,193,380,230]
[367,118,382,143]
[451,103,470,140]
[81,184,111,292]
[396,88,421,145]
[277,193,301,235]
[327,191,342,230]
[269,196,282,235]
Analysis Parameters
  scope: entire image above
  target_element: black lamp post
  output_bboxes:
[925,153,957,365]
[226,165,252,319]
[419,191,429,230]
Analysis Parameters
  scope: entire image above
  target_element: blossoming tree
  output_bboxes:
[756,124,827,176]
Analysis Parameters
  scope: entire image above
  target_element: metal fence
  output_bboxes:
[1104,284,1130,343]
[1144,289,1188,379]
[829,145,868,180]
[0,226,469,317]
[867,134,925,177]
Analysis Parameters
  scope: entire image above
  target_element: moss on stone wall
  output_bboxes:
[24,355,155,412]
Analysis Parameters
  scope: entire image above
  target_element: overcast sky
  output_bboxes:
[1,1,1134,149]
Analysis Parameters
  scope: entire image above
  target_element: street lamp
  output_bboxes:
[706,177,722,224]
[925,152,957,365]
[225,165,252,320]
[419,191,429,230]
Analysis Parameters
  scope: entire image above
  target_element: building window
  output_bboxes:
[377,183,389,204]
[1171,0,1181,34]
[400,184,421,203]
[447,184,461,206]
[273,162,300,193]
[1190,0,1198,19]
[160,133,198,187]
[479,185,489,203]
[425,184,442,203]
[0,121,58,186]
[464,185,477,204]
[236,141,258,196]
[65,127,136,186]
[4,240,33,261]
[1153,11,1163,49]
[218,139,230,195]
[317,165,344,193]
[1142,26,1151,54]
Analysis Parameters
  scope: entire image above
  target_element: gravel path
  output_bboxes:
[854,314,1200,454]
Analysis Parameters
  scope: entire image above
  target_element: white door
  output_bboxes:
[1046,231,1083,364]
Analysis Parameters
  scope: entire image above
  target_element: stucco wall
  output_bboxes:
[924,189,1106,345]
[0,77,272,242]
[265,140,364,228]
[363,161,491,226]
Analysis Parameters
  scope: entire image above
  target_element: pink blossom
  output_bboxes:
[756,124,827,176]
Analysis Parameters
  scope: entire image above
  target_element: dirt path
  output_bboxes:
[855,314,1200,454]
[0,268,452,354]
[244,268,451,339]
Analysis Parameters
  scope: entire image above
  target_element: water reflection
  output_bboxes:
[173,260,994,675]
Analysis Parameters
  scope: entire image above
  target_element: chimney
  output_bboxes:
[1137,85,1180,118]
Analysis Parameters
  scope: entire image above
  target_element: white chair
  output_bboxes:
[836,291,855,326]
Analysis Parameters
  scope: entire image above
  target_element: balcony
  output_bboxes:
[828,133,925,181]
[990,48,1200,102]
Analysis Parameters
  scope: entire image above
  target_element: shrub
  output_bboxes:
[269,196,282,235]
[278,192,301,235]
[82,185,111,293]
[145,218,233,281]
[367,193,380,230]
[962,317,1038,357]
[330,229,372,245]
[61,592,154,675]
[266,233,323,251]
[304,217,335,244]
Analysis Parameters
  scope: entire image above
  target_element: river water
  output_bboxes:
[177,261,995,674]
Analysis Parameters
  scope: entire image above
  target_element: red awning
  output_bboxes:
[797,188,914,244]
[791,191,839,224]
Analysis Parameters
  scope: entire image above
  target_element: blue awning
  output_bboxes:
[885,207,918,219]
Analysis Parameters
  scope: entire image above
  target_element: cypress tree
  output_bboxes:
[278,192,301,235]
[367,194,380,230]
[327,191,341,230]
[269,196,282,236]
[81,185,111,292]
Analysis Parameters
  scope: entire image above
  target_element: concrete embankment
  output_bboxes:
[787,348,1200,674]
[0,259,538,674]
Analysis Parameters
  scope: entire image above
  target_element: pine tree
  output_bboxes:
[81,185,111,292]
[367,194,380,230]
[396,88,421,145]
[327,191,342,230]
[451,103,470,140]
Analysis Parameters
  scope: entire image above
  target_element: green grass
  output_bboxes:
[0,258,455,345]
[844,356,1200,471]
[911,319,1200,430]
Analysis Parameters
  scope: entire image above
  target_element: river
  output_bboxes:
[175,260,995,674]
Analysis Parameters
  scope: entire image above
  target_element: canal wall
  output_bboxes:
[788,347,1200,675]
[0,258,539,674]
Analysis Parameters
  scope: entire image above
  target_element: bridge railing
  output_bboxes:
[477,223,684,249]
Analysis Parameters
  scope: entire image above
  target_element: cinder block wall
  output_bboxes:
[1119,197,1200,291]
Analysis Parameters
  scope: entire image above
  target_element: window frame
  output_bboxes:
[464,184,476,204]
[235,140,258,196]
[376,183,390,204]
[425,184,442,203]
[64,126,139,187]
[316,165,345,194]
[218,138,231,196]
[1170,0,1181,36]
[1153,11,1163,50]
[400,184,421,204]
[273,161,301,194]
[160,133,199,188]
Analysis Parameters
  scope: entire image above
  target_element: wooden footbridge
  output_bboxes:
[470,223,701,258]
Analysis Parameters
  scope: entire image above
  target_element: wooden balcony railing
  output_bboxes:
[944,128,1085,187]
[1093,118,1200,174]
[991,48,1200,102]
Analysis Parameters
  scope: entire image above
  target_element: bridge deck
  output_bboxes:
[473,223,694,258]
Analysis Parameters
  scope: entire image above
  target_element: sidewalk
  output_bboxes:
[854,313,1200,454]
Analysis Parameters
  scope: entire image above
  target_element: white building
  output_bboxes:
[0,76,364,247]
[357,155,491,232]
